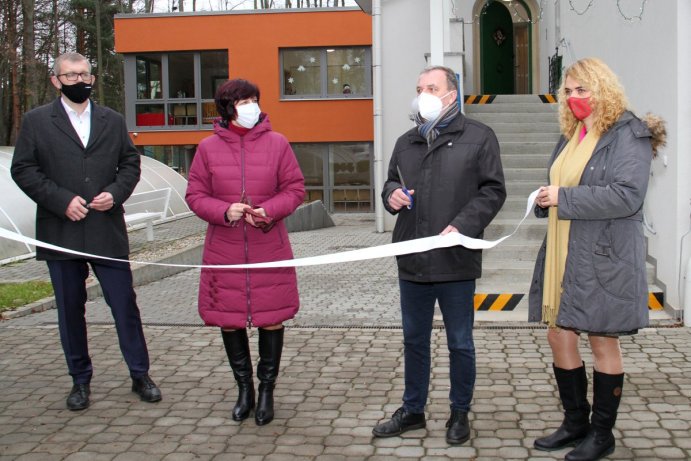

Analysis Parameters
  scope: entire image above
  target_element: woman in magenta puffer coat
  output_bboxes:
[185,79,305,426]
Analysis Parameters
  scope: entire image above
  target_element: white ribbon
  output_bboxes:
[0,190,540,269]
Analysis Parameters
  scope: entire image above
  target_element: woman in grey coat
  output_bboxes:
[529,58,666,461]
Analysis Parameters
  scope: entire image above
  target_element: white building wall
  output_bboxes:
[446,1,477,94]
[380,0,430,231]
[676,0,691,312]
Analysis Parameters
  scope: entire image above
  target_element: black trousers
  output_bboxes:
[47,258,150,385]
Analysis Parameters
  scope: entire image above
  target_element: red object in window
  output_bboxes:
[136,113,165,126]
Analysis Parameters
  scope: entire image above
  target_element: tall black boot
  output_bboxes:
[221,329,255,421]
[534,363,591,451]
[255,327,284,426]
[566,370,624,461]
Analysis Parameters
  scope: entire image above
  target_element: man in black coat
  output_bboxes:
[11,52,162,411]
[373,66,505,445]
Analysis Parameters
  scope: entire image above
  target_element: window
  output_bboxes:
[292,142,373,212]
[126,51,228,130]
[138,145,196,177]
[281,47,372,99]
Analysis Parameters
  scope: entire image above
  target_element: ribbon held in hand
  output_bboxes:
[244,207,275,233]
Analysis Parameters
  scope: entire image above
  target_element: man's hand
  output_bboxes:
[65,196,89,221]
[440,225,459,235]
[89,192,115,211]
[388,188,415,211]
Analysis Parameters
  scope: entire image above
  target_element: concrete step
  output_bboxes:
[485,94,557,104]
[503,167,549,182]
[497,132,562,143]
[484,219,547,240]
[467,112,560,124]
[501,153,551,168]
[478,122,561,134]
[500,141,555,155]
[496,197,540,212]
[464,103,559,113]
[480,260,658,285]
[484,243,541,261]
[495,206,538,220]
[505,180,544,196]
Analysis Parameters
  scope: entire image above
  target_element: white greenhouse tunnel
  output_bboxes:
[0,146,191,263]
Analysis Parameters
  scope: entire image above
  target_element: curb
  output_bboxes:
[0,242,203,321]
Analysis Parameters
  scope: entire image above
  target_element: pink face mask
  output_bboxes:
[567,97,593,121]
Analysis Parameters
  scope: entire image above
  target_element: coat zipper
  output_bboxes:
[240,137,252,328]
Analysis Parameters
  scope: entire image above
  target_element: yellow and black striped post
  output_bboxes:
[464,95,496,104]
[474,294,523,311]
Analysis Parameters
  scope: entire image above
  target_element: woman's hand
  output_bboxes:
[244,207,266,226]
[536,185,559,208]
[226,202,251,223]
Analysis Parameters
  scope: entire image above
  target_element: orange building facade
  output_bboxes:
[114,8,374,212]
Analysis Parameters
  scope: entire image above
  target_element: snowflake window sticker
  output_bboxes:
[342,63,351,71]
[354,57,361,63]
[309,56,316,63]
[288,77,295,83]
[297,65,306,72]
[332,78,339,84]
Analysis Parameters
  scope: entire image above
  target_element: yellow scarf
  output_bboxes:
[542,125,600,327]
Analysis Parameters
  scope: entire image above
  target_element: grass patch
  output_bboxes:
[0,281,54,312]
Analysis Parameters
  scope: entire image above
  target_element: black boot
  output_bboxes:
[446,409,470,445]
[255,327,284,426]
[534,363,591,451]
[565,370,624,461]
[221,329,255,421]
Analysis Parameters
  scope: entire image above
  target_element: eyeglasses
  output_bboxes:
[56,72,92,82]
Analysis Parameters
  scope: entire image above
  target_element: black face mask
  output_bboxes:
[61,82,92,104]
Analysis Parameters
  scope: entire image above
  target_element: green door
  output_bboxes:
[481,1,514,94]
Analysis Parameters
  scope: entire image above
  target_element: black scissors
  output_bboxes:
[396,165,414,210]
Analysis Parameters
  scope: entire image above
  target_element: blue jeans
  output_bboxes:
[400,279,476,414]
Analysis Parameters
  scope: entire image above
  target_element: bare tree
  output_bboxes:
[21,0,39,110]
[94,0,104,99]
[7,0,22,144]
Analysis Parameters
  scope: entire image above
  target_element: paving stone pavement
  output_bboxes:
[1,215,690,460]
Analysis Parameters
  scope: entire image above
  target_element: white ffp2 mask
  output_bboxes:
[417,91,454,121]
[235,102,261,128]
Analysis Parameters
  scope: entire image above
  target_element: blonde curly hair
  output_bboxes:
[557,58,628,138]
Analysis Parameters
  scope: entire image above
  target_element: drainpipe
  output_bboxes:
[685,254,691,327]
[373,0,384,233]
[430,0,444,65]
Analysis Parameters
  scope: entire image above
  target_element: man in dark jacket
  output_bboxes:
[11,52,161,411]
[372,66,505,445]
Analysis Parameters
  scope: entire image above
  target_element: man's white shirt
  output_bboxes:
[61,97,91,148]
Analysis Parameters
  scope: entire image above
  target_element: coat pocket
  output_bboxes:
[591,222,637,300]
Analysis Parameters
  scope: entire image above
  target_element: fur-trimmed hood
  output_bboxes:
[641,113,667,157]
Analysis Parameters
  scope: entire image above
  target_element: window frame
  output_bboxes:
[292,142,374,213]
[125,51,227,131]
[280,46,373,100]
